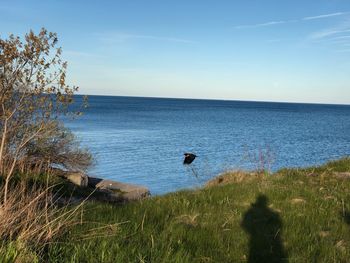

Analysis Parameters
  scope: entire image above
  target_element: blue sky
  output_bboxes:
[1,0,350,104]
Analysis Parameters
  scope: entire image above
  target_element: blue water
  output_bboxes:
[64,96,350,195]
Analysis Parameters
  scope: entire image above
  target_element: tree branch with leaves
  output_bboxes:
[0,28,91,202]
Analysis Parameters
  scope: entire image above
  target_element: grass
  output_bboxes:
[0,179,89,263]
[2,158,350,262]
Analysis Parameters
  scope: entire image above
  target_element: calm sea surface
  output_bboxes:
[64,96,350,194]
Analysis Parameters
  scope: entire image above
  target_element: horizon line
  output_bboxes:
[75,93,350,107]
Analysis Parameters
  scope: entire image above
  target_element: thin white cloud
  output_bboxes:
[99,33,196,44]
[325,39,350,45]
[310,29,350,39]
[308,24,350,52]
[235,21,287,29]
[235,11,349,30]
[331,35,350,40]
[303,12,346,20]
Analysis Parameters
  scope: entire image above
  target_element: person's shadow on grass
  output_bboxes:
[241,195,288,263]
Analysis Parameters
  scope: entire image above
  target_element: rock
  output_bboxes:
[63,172,89,187]
[53,168,150,203]
[88,177,150,201]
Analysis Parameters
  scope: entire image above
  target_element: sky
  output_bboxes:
[1,0,350,104]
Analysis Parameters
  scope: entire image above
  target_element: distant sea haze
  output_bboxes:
[64,95,350,194]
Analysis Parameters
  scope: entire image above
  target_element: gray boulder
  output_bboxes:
[88,177,150,201]
[62,172,89,187]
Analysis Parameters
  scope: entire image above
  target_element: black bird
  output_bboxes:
[183,153,197,165]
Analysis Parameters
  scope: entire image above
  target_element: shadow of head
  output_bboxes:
[254,194,268,207]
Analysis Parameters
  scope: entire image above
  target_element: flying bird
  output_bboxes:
[183,153,197,165]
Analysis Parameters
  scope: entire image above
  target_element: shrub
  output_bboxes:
[0,28,91,202]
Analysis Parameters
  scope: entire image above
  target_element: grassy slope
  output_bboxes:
[1,158,346,262]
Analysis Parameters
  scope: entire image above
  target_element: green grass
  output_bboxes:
[3,158,350,262]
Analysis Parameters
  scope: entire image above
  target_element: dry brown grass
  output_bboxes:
[205,170,262,187]
[0,179,122,262]
[0,181,84,255]
[176,213,200,227]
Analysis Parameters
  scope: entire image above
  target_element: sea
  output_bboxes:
[63,95,350,195]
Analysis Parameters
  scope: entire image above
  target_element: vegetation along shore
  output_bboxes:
[1,156,350,262]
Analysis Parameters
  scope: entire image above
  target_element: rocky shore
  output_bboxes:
[56,169,151,203]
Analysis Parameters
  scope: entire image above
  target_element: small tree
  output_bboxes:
[0,28,91,202]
